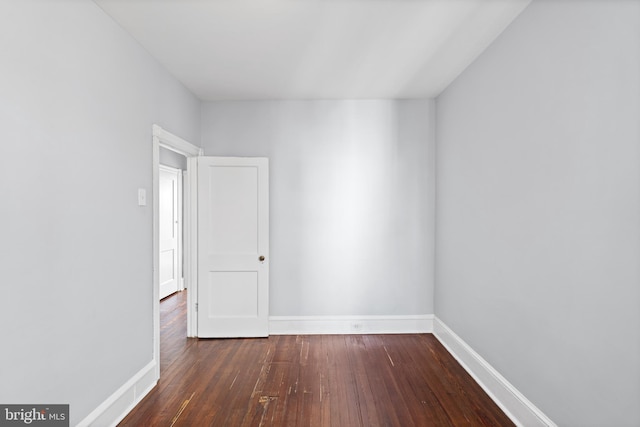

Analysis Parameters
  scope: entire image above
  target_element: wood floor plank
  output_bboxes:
[119,292,515,427]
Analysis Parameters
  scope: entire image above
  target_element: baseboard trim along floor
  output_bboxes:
[433,317,557,427]
[81,312,556,427]
[77,360,157,427]
[269,314,434,335]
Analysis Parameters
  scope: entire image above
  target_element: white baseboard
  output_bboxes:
[269,314,434,335]
[78,317,553,427]
[77,360,158,427]
[433,318,556,427]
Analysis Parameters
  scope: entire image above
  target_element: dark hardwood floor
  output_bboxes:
[120,291,514,426]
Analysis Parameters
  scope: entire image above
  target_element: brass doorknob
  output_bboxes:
[259,255,265,262]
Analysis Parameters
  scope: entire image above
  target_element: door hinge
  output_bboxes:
[195,302,198,312]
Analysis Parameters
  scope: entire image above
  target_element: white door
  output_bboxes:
[197,157,269,337]
[159,165,181,300]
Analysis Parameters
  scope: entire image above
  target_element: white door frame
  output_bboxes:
[152,124,202,379]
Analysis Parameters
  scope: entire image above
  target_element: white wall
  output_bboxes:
[435,1,640,426]
[0,1,200,424]
[201,100,435,317]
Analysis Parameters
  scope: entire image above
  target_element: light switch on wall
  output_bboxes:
[138,188,147,206]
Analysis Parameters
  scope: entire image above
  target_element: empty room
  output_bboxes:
[1,0,638,426]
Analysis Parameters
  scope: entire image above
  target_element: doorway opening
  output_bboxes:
[159,161,184,300]
[152,124,202,379]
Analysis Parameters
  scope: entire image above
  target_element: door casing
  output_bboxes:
[152,124,202,379]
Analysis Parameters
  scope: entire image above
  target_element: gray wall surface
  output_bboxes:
[435,1,640,426]
[0,1,200,424]
[3,1,637,426]
[201,100,435,316]
[160,146,188,170]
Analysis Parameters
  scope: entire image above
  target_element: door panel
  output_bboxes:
[159,251,175,285]
[208,271,258,317]
[208,166,258,254]
[197,157,269,338]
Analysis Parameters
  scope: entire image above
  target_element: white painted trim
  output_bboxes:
[152,135,161,380]
[269,315,434,335]
[176,167,184,292]
[77,361,157,427]
[180,169,187,292]
[433,318,557,427]
[153,124,203,157]
[186,156,199,337]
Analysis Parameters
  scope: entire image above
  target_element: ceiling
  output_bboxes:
[94,0,531,101]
